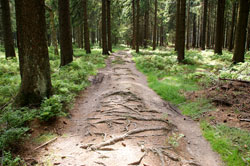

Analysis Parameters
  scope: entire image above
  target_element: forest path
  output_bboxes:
[30,51,222,166]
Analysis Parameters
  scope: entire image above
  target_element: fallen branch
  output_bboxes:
[219,78,250,84]
[82,127,169,150]
[34,137,57,151]
[240,119,250,122]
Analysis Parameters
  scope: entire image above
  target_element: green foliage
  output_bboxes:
[167,133,184,148]
[1,151,24,166]
[201,121,250,166]
[39,95,64,121]
[0,47,106,152]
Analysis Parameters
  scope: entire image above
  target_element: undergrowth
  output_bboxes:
[0,46,106,164]
[133,48,250,166]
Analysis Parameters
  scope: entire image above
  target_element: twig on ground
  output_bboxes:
[34,137,57,151]
[240,119,250,122]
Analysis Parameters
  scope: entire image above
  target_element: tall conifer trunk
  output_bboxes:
[177,0,186,62]
[15,0,52,106]
[233,0,250,63]
[1,0,15,58]
[229,2,237,51]
[153,0,157,50]
[136,0,140,53]
[58,0,73,66]
[83,0,91,54]
[107,0,112,52]
[102,0,108,54]
[201,0,207,50]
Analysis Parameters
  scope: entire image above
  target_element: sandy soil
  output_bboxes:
[25,51,222,166]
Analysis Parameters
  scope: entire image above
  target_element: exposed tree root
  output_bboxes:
[128,153,147,165]
[81,127,169,150]
[153,148,165,166]
[118,104,140,114]
[162,150,180,161]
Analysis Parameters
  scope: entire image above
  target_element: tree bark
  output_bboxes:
[153,0,157,50]
[177,0,186,63]
[143,0,149,48]
[247,23,250,51]
[45,5,59,55]
[102,0,108,54]
[214,0,225,55]
[136,0,140,53]
[132,0,136,49]
[58,0,73,66]
[186,0,190,50]
[175,0,181,51]
[201,0,207,50]
[15,0,52,106]
[229,2,237,51]
[107,0,112,52]
[83,0,91,54]
[1,0,15,58]
[233,0,250,63]
[206,1,210,48]
[192,13,196,48]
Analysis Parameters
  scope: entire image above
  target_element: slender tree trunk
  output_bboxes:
[229,2,237,51]
[160,19,164,46]
[247,24,250,51]
[192,14,196,48]
[58,0,73,66]
[136,0,140,53]
[107,0,112,52]
[47,8,59,55]
[102,0,108,54]
[144,0,149,48]
[201,0,207,50]
[214,0,225,55]
[233,0,250,63]
[175,0,181,51]
[153,0,157,50]
[186,0,190,50]
[15,0,52,106]
[206,1,210,48]
[1,0,15,58]
[177,0,186,62]
[132,0,136,49]
[83,0,91,54]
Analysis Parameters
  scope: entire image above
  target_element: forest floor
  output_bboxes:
[23,50,222,166]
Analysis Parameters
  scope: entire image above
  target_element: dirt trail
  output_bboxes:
[28,51,222,166]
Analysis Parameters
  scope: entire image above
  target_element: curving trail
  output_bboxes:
[27,51,222,166]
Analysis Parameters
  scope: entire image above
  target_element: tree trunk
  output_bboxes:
[192,14,196,48]
[83,0,91,54]
[102,0,108,54]
[143,0,149,48]
[206,1,210,48]
[229,2,237,51]
[177,0,186,63]
[186,0,190,50]
[247,24,250,51]
[160,19,164,46]
[15,0,52,106]
[107,0,112,52]
[47,7,59,55]
[233,0,250,63]
[136,0,140,53]
[175,0,181,51]
[1,0,15,58]
[201,0,207,50]
[58,0,73,66]
[152,0,157,50]
[214,0,225,55]
[132,0,136,49]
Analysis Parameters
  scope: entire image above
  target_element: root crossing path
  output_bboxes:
[29,51,222,166]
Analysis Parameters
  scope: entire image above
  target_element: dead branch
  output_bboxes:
[219,78,250,84]
[94,161,107,166]
[240,119,250,122]
[82,127,169,150]
[34,137,57,151]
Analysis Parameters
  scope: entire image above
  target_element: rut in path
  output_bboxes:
[26,51,222,166]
